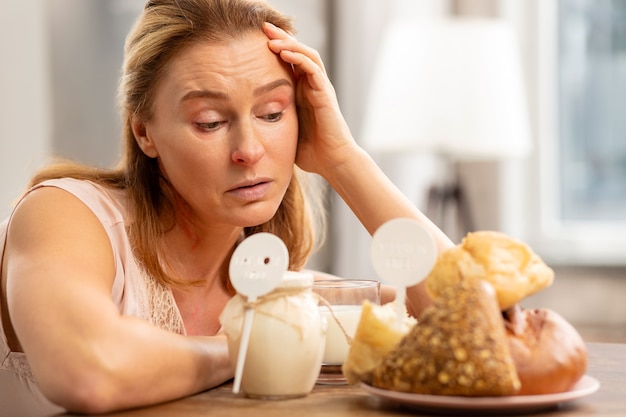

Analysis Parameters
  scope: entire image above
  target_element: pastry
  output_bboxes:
[425,231,554,310]
[342,300,415,385]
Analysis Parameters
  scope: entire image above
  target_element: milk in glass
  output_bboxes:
[319,305,362,365]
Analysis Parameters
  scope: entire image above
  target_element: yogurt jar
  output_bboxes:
[219,271,326,399]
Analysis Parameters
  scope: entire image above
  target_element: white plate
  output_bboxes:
[360,375,599,414]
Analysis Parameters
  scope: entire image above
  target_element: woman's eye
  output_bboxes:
[263,112,283,122]
[197,121,223,130]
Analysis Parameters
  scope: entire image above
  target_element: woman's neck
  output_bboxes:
[161,223,242,285]
[163,224,242,335]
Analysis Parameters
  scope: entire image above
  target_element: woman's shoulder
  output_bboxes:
[5,179,142,313]
[24,178,128,228]
[6,178,127,249]
[3,178,130,269]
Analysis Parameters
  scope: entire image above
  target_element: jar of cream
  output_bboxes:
[219,271,326,399]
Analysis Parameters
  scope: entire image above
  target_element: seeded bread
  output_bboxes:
[372,280,521,396]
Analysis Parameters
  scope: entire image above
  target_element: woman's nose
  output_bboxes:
[231,121,265,165]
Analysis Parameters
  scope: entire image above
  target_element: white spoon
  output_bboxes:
[371,218,438,327]
[228,233,289,394]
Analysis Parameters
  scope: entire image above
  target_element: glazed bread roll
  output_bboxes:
[372,280,521,396]
[504,305,588,395]
[426,231,555,310]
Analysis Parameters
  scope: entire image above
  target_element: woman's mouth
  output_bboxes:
[227,179,272,201]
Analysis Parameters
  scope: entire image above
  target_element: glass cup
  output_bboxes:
[312,279,381,384]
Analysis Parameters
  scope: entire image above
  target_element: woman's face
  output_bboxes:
[137,31,298,229]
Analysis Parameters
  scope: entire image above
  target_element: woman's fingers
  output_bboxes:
[274,48,329,93]
[263,22,326,73]
[262,20,350,176]
[263,22,332,102]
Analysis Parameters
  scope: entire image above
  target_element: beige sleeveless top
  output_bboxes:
[0,178,186,415]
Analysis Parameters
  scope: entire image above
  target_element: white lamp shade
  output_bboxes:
[361,18,532,160]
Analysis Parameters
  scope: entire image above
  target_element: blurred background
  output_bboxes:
[1,0,624,340]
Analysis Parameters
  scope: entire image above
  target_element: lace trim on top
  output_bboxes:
[147,274,186,335]
[2,352,33,381]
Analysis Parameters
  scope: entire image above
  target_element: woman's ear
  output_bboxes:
[131,115,158,158]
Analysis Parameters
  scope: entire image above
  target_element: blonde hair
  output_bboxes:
[30,0,324,287]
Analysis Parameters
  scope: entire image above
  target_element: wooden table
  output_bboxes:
[64,343,625,416]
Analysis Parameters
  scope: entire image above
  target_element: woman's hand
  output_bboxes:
[263,22,357,179]
[263,24,454,318]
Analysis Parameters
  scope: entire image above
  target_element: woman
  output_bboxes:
[0,0,453,414]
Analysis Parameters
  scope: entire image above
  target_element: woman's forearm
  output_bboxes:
[323,146,453,317]
[39,318,232,414]
[324,146,454,253]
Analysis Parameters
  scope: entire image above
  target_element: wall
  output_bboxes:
[0,1,51,220]
[47,0,144,168]
[0,0,144,221]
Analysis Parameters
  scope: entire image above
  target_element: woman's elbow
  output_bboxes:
[37,360,130,414]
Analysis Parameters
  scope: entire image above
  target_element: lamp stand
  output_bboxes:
[425,162,475,242]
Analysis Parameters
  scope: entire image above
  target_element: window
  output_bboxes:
[535,0,626,264]
[557,0,626,222]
